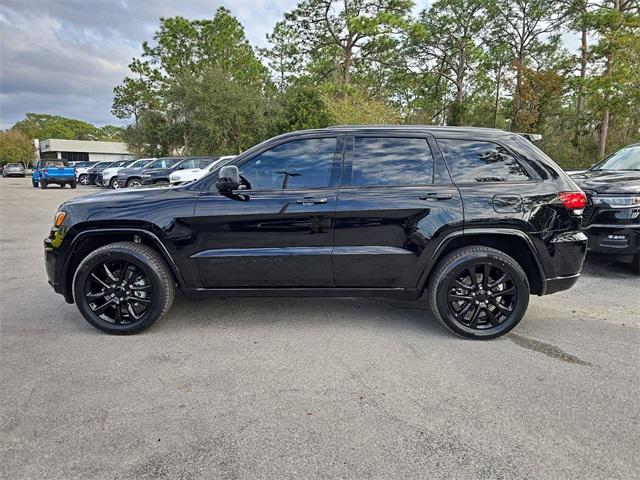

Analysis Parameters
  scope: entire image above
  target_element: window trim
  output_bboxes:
[342,133,436,188]
[230,134,343,193]
[435,137,538,185]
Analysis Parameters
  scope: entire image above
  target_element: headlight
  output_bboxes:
[53,211,67,227]
[142,174,151,178]
[591,195,640,209]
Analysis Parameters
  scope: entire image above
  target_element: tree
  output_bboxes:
[282,0,413,85]
[13,113,98,140]
[487,0,565,131]
[0,130,36,168]
[260,21,304,90]
[410,0,486,125]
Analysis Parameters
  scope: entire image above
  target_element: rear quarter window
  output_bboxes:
[438,139,530,183]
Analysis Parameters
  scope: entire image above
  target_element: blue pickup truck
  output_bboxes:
[32,159,76,189]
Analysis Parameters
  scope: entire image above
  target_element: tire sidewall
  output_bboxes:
[435,251,529,339]
[73,248,167,334]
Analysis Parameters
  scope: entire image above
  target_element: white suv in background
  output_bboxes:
[75,161,99,185]
[104,158,155,189]
[169,156,235,185]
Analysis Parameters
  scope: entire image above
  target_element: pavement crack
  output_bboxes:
[507,333,591,366]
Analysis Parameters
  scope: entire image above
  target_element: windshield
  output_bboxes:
[129,159,154,168]
[94,161,113,168]
[594,145,640,171]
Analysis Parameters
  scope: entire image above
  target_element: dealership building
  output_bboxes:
[34,139,132,163]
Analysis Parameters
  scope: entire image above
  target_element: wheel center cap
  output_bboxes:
[476,290,487,301]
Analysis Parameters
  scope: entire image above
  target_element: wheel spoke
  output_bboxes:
[130,284,151,291]
[468,306,481,329]
[491,299,513,314]
[488,274,507,288]
[130,296,151,304]
[103,264,117,282]
[126,302,141,320]
[114,304,123,324]
[483,264,491,289]
[449,293,472,301]
[90,273,110,289]
[455,302,472,319]
[86,291,107,300]
[490,287,514,297]
[92,298,116,315]
[485,307,499,326]
[117,262,130,281]
[467,268,479,287]
[454,279,471,290]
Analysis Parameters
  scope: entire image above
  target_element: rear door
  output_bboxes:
[333,133,463,288]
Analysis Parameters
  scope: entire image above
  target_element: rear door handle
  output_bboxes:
[419,192,453,201]
[297,197,328,205]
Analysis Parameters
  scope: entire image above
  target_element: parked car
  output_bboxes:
[141,157,216,186]
[32,159,76,189]
[116,157,183,188]
[86,161,115,185]
[570,144,640,272]
[96,159,135,187]
[45,126,587,337]
[74,161,99,185]
[170,156,235,185]
[2,163,26,177]
[103,158,155,189]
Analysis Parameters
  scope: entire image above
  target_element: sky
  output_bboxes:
[0,0,576,131]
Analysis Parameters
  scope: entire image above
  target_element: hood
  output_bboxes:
[61,185,169,207]
[570,170,640,195]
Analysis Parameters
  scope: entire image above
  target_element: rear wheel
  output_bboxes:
[72,242,175,334]
[70,181,77,189]
[427,246,529,339]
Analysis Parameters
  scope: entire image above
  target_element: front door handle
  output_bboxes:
[297,197,328,205]
[419,192,453,201]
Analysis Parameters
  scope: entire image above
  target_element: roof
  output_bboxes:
[38,139,130,154]
[273,125,514,139]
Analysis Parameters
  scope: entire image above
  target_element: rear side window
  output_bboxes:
[352,137,433,186]
[438,139,530,183]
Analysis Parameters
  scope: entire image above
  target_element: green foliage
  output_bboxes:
[0,130,35,167]
[111,0,640,168]
[12,113,123,141]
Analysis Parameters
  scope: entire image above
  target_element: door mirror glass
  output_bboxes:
[216,165,240,192]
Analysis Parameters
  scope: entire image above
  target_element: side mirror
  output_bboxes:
[216,165,240,192]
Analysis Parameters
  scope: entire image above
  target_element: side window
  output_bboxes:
[352,137,433,186]
[438,139,530,183]
[178,159,197,170]
[240,137,337,190]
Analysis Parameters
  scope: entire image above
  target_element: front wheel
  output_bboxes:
[110,177,119,189]
[72,242,175,334]
[427,246,530,339]
[78,174,89,185]
[126,178,141,188]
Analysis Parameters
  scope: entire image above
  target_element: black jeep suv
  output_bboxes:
[570,144,640,272]
[45,126,587,338]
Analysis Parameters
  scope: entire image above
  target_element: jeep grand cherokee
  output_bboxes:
[44,126,587,338]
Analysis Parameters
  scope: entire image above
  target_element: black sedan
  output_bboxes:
[140,157,216,186]
[571,144,640,272]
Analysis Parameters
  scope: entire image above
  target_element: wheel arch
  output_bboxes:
[419,229,546,296]
[61,227,184,303]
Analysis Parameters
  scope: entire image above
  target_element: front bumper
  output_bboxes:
[583,224,640,257]
[95,173,104,186]
[44,237,63,295]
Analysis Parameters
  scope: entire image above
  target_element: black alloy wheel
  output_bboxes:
[428,246,529,339]
[73,242,174,334]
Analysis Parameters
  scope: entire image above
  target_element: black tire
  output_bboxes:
[427,246,530,339]
[32,180,38,188]
[109,177,119,189]
[72,241,175,334]
[40,180,47,189]
[70,181,77,189]
[633,254,640,275]
[126,177,142,188]
[79,174,89,185]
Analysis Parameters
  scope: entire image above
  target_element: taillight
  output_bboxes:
[558,191,587,215]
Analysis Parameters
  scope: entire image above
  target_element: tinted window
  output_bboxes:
[352,137,433,186]
[438,139,530,183]
[240,137,336,190]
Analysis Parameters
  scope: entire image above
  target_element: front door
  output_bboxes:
[193,135,342,288]
[333,134,463,289]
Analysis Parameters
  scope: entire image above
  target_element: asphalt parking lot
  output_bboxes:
[1,177,638,479]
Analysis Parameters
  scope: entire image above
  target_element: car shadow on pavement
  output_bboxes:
[582,253,638,278]
[157,295,452,338]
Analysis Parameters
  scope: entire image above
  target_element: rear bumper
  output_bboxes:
[43,176,74,183]
[544,273,580,295]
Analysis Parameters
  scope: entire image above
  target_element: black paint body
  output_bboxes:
[45,126,587,303]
